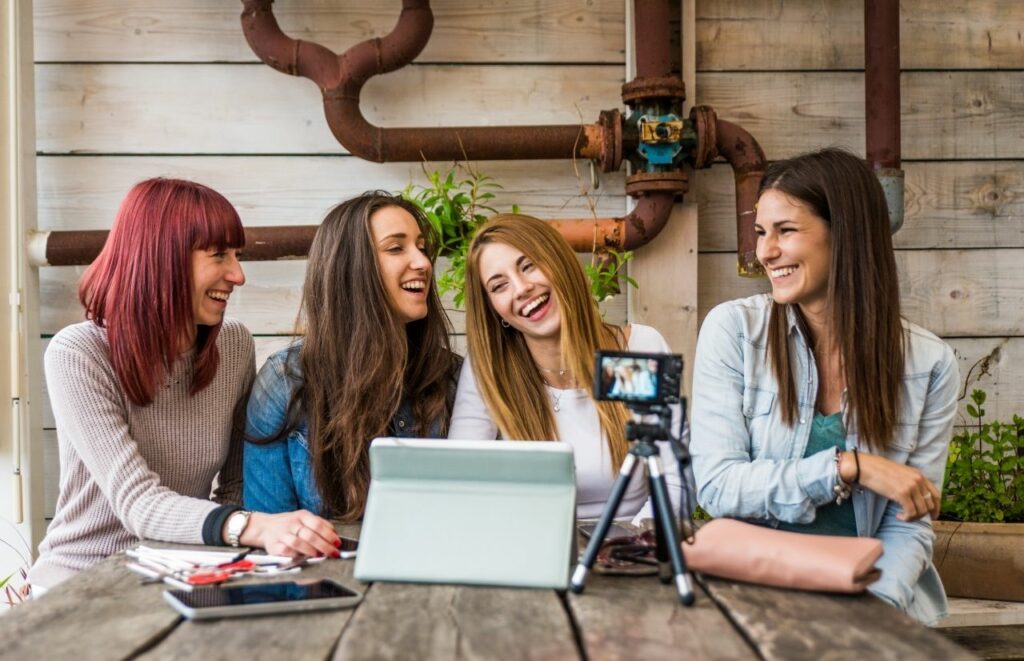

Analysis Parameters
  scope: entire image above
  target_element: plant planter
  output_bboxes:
[933,521,1024,602]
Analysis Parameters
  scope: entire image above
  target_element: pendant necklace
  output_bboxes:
[537,364,570,378]
[540,372,576,413]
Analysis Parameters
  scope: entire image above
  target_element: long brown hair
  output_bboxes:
[464,213,631,470]
[80,178,244,406]
[264,192,456,521]
[760,148,904,451]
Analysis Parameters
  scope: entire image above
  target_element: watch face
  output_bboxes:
[228,510,250,544]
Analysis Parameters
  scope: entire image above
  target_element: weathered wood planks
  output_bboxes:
[696,250,1024,338]
[36,0,1024,71]
[698,576,975,660]
[35,155,627,231]
[0,553,182,661]
[34,0,626,65]
[35,63,624,155]
[696,71,1024,161]
[35,66,1024,160]
[333,582,580,660]
[565,573,754,659]
[697,0,1024,71]
[694,161,1024,252]
[0,533,972,659]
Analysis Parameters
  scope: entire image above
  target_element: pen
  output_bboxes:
[126,561,194,592]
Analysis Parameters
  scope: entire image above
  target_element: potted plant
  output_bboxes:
[401,162,634,308]
[934,388,1024,601]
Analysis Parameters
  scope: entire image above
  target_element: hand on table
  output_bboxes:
[238,510,341,558]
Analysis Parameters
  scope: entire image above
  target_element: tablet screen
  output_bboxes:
[169,580,358,610]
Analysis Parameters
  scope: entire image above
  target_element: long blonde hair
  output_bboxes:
[465,213,631,470]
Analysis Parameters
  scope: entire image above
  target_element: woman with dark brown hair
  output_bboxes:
[690,148,958,624]
[244,191,458,522]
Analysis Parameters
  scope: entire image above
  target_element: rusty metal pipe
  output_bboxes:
[716,119,766,276]
[31,194,674,267]
[241,0,609,164]
[864,0,900,171]
[864,0,904,232]
[551,191,675,252]
[633,0,673,79]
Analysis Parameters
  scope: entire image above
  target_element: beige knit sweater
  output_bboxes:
[28,318,254,589]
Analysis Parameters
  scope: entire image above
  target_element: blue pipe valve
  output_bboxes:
[636,114,684,167]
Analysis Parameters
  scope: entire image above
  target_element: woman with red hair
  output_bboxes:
[28,178,340,594]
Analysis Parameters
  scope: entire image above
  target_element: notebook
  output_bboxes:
[354,438,577,589]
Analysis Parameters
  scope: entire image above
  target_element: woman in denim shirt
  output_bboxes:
[691,148,958,625]
[244,192,459,522]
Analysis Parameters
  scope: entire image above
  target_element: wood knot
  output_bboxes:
[971,180,1010,217]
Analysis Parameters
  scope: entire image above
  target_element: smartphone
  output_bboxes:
[162,579,362,620]
[338,536,358,560]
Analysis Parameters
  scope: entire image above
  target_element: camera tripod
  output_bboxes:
[569,404,695,605]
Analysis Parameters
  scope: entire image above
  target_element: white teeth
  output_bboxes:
[401,280,426,292]
[770,266,797,278]
[207,291,229,302]
[520,293,549,317]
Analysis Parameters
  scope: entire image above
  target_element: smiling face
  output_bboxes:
[370,205,432,325]
[755,189,832,316]
[478,241,562,343]
[191,247,245,327]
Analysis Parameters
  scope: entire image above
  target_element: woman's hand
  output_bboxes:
[237,510,341,558]
[840,451,941,521]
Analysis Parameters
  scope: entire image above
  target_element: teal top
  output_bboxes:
[777,412,857,537]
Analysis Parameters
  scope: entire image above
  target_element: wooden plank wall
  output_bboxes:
[693,0,1024,424]
[32,1,1024,514]
[32,0,632,517]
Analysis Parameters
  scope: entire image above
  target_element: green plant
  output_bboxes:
[584,248,637,303]
[942,388,1024,523]
[402,162,638,309]
[402,163,507,309]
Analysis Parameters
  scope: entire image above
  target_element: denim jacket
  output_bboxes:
[243,345,456,516]
[690,294,959,625]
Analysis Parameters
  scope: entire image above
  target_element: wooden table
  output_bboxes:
[1,526,974,660]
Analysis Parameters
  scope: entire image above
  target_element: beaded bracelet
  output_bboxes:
[833,447,853,505]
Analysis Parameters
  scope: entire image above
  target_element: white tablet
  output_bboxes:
[354,438,577,589]
[162,579,362,620]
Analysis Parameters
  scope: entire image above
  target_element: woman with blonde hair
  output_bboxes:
[449,214,683,524]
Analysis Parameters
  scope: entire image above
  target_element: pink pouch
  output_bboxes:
[684,518,883,593]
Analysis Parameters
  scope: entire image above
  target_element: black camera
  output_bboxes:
[593,351,683,405]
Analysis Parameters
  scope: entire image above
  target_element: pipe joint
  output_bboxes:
[625,171,688,198]
[592,109,623,173]
[621,76,685,106]
[876,168,905,234]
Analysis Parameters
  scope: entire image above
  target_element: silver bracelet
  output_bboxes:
[833,448,853,505]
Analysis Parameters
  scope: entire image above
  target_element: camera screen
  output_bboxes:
[171,580,359,610]
[596,354,661,402]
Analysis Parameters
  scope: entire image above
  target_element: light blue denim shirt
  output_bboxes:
[243,344,454,516]
[691,294,959,625]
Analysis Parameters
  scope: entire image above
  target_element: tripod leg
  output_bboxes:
[646,455,696,606]
[652,501,672,583]
[569,453,639,594]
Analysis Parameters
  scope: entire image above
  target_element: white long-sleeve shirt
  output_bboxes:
[449,324,686,525]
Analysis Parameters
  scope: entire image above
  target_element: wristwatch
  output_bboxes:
[225,509,252,547]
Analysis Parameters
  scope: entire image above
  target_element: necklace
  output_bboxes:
[540,374,577,412]
[536,364,570,377]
